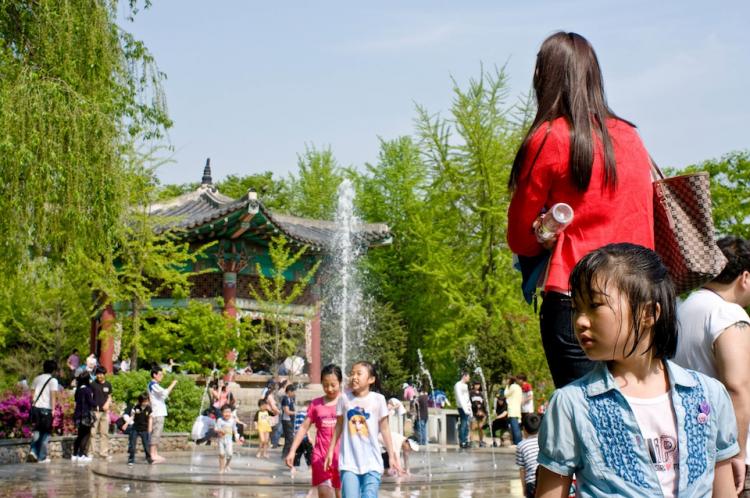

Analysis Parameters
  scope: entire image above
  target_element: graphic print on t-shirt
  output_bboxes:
[347,406,370,437]
[647,435,679,471]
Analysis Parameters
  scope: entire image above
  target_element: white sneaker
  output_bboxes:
[78,455,92,463]
[71,455,78,462]
[39,458,51,464]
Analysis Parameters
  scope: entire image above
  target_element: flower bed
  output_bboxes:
[0,388,75,439]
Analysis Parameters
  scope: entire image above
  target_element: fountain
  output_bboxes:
[322,179,369,372]
[467,345,497,469]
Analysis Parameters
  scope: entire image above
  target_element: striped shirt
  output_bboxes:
[294,409,307,434]
[515,435,539,484]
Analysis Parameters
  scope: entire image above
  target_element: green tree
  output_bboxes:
[112,150,208,370]
[140,300,239,374]
[680,150,750,238]
[217,172,291,211]
[287,145,343,219]
[240,235,320,375]
[361,301,408,397]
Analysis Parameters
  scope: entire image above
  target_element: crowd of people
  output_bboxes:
[17,28,750,498]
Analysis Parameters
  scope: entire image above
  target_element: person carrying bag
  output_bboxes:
[28,360,59,463]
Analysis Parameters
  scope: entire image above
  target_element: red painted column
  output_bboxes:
[223,272,238,381]
[223,272,237,319]
[310,306,321,384]
[99,305,116,374]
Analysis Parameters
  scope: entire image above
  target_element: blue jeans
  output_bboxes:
[270,421,282,447]
[540,292,595,388]
[128,429,152,463]
[29,430,51,461]
[457,408,470,447]
[509,417,522,445]
[340,470,381,498]
[415,419,427,445]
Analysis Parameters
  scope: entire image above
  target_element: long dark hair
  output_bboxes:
[321,364,343,383]
[569,243,677,359]
[509,32,628,192]
[352,361,382,394]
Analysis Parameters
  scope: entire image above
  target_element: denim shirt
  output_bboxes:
[538,360,738,497]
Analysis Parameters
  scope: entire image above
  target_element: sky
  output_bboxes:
[121,1,750,186]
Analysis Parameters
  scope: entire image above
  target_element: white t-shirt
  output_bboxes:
[337,390,389,475]
[674,289,750,379]
[148,380,169,417]
[31,374,59,410]
[674,288,750,464]
[454,381,471,413]
[624,392,679,498]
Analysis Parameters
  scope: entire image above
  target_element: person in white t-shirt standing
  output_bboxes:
[673,236,750,497]
[148,365,178,463]
[28,360,59,463]
[453,371,472,449]
[325,361,402,497]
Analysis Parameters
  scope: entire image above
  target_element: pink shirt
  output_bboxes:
[308,397,339,462]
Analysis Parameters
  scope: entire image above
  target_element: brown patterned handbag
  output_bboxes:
[651,163,727,294]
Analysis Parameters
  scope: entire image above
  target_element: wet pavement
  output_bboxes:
[0,445,525,497]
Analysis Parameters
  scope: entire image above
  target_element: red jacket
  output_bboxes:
[507,117,654,293]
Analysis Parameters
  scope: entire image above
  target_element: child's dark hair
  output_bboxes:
[95,366,106,375]
[570,243,677,359]
[138,393,149,404]
[258,398,268,408]
[150,366,162,378]
[220,404,232,412]
[321,364,343,383]
[523,413,542,434]
[285,384,296,393]
[352,361,382,394]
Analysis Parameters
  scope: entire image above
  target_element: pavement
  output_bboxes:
[0,445,526,497]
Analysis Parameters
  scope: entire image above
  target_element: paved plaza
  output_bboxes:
[0,446,525,497]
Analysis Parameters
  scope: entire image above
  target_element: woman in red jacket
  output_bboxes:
[507,32,654,388]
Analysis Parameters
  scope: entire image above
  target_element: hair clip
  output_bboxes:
[697,400,711,424]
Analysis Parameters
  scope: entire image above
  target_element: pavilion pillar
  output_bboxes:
[222,272,239,380]
[310,306,321,384]
[99,305,116,374]
[222,271,238,319]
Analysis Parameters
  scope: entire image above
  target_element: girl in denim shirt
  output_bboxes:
[537,243,738,498]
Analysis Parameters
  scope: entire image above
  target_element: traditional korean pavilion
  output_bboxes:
[93,160,390,382]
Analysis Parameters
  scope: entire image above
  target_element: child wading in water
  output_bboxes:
[536,243,739,498]
[325,361,402,498]
[285,364,343,498]
[216,404,241,473]
[254,398,272,458]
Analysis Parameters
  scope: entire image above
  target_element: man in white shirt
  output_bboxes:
[673,236,750,496]
[148,366,178,463]
[453,372,472,449]
[28,360,59,463]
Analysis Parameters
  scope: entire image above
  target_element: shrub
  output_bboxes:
[108,370,202,432]
[0,388,75,438]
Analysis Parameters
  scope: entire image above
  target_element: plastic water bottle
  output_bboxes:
[536,203,574,241]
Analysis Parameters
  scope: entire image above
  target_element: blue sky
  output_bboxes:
[121,1,750,186]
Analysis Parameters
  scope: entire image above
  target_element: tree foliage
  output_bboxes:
[287,145,343,220]
[240,235,320,375]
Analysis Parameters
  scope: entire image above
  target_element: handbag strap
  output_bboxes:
[33,376,54,407]
[649,155,665,181]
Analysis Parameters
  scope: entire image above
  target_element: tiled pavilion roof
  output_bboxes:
[149,160,391,250]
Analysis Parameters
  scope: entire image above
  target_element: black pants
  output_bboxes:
[281,420,294,458]
[73,424,91,457]
[128,429,152,463]
[491,418,508,437]
[293,438,312,466]
[540,292,595,388]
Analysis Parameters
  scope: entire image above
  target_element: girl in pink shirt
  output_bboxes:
[285,364,342,498]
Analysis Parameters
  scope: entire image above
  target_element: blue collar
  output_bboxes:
[583,359,698,397]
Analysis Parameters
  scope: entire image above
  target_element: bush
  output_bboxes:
[108,370,202,432]
[0,388,75,438]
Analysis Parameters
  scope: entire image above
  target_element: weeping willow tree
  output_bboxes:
[0,0,170,380]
